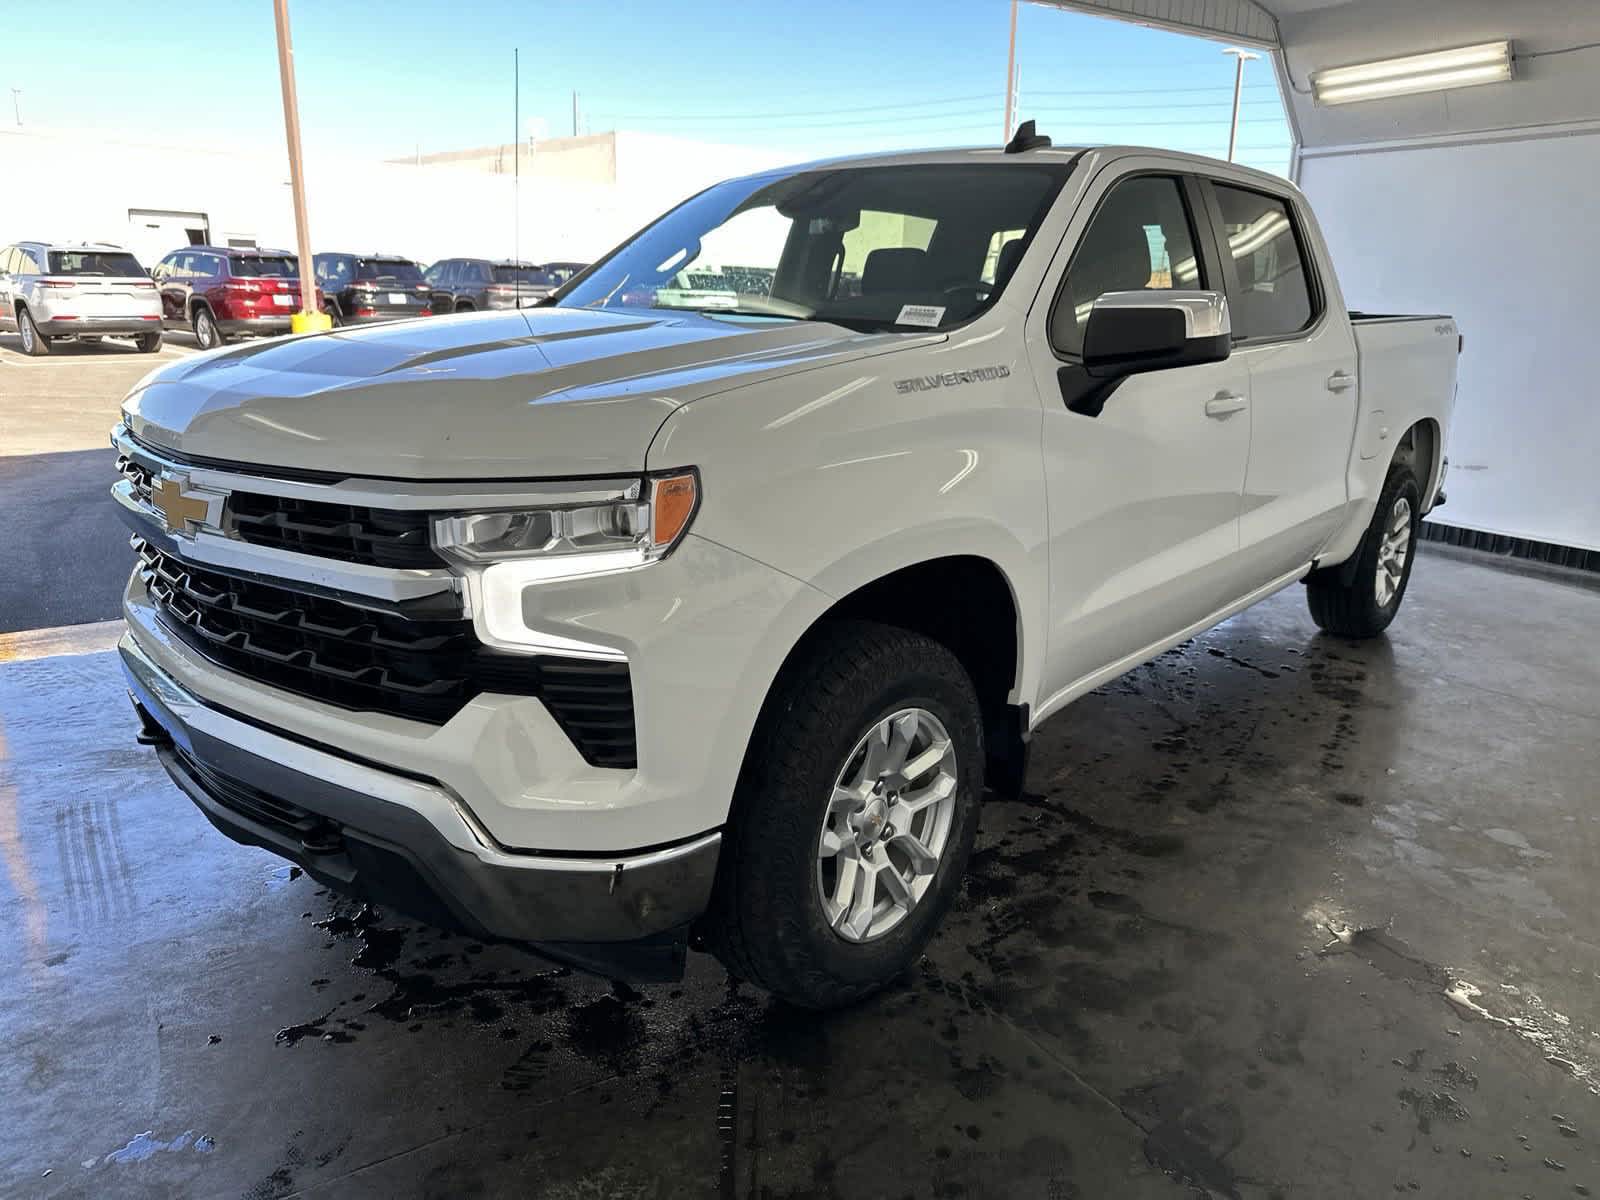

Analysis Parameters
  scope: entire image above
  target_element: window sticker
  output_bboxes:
[895,304,945,328]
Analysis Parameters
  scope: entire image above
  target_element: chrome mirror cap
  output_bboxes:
[1091,289,1231,340]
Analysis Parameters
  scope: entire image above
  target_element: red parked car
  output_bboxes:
[150,246,323,350]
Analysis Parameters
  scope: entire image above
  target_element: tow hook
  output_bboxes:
[129,694,173,747]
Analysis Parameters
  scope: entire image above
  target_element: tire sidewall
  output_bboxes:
[770,665,983,991]
[194,307,217,349]
[1363,467,1421,626]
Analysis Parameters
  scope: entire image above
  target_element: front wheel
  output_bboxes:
[1306,461,1421,637]
[703,621,983,1008]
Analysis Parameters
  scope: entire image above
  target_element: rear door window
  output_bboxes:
[1209,183,1316,339]
[1050,174,1203,358]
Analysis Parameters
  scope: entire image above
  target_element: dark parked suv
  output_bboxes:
[312,253,435,325]
[422,258,557,312]
[151,247,322,350]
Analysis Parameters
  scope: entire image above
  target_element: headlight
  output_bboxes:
[431,470,699,572]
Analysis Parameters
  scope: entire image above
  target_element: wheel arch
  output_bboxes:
[737,551,1032,809]
[1397,417,1442,513]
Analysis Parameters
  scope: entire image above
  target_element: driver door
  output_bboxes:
[1024,166,1253,711]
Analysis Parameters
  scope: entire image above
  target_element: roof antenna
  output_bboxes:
[1005,120,1051,153]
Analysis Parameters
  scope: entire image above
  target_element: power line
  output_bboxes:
[600,92,1000,122]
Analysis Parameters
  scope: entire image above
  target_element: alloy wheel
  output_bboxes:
[816,707,959,943]
[1375,495,1413,607]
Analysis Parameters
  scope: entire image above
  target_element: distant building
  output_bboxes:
[0,126,792,271]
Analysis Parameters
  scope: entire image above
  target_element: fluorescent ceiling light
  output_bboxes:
[1312,41,1513,106]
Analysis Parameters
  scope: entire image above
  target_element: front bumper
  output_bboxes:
[121,632,720,979]
[41,316,162,336]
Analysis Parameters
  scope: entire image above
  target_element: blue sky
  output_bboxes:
[4,0,1291,172]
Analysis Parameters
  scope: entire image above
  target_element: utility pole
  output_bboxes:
[1222,47,1260,162]
[10,87,21,127]
[571,90,579,138]
[514,48,520,269]
[1002,0,1018,141]
[272,0,329,331]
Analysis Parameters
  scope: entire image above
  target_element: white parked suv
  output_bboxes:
[112,137,1457,1006]
[1,241,163,355]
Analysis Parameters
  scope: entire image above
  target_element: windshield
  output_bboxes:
[233,255,298,278]
[357,258,423,282]
[555,163,1069,331]
[48,250,147,277]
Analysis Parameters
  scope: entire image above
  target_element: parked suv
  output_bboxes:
[151,247,321,350]
[313,253,434,325]
[0,241,162,355]
[423,258,556,311]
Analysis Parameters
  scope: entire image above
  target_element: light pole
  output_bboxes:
[1002,0,1018,141]
[10,88,21,127]
[272,0,330,332]
[1222,47,1260,162]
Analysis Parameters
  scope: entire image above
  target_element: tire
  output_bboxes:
[192,305,225,350]
[703,620,984,1009]
[135,332,162,353]
[323,303,343,327]
[455,302,475,313]
[1306,460,1421,638]
[17,308,50,356]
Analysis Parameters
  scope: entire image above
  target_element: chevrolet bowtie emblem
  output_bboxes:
[151,475,218,535]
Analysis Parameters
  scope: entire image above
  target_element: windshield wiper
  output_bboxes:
[651,305,801,321]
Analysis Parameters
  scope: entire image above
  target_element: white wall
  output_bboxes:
[1280,0,1600,550]
[0,127,779,271]
[1302,132,1600,551]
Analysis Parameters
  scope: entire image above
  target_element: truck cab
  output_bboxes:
[112,142,1456,1007]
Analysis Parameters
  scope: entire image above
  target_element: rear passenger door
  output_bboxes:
[1199,178,1358,576]
[1026,166,1253,706]
[425,261,455,310]
[0,248,16,330]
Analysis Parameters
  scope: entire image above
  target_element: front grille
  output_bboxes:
[118,454,154,505]
[136,540,637,766]
[116,454,443,569]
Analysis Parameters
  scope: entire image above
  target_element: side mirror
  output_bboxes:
[1082,289,1231,378]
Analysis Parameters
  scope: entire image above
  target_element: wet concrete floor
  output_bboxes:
[1,550,1597,1199]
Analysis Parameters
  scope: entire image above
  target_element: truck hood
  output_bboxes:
[123,307,930,479]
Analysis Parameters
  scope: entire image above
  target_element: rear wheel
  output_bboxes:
[703,621,983,1008]
[192,305,225,350]
[17,308,50,356]
[135,332,162,353]
[323,302,343,327]
[1306,461,1421,637]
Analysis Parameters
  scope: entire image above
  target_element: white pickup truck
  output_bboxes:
[113,138,1457,1007]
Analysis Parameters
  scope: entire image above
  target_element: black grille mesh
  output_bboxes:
[136,540,637,767]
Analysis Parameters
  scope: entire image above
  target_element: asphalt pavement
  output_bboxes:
[0,332,197,633]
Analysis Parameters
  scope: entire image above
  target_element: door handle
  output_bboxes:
[1204,391,1247,418]
[1326,370,1356,392]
